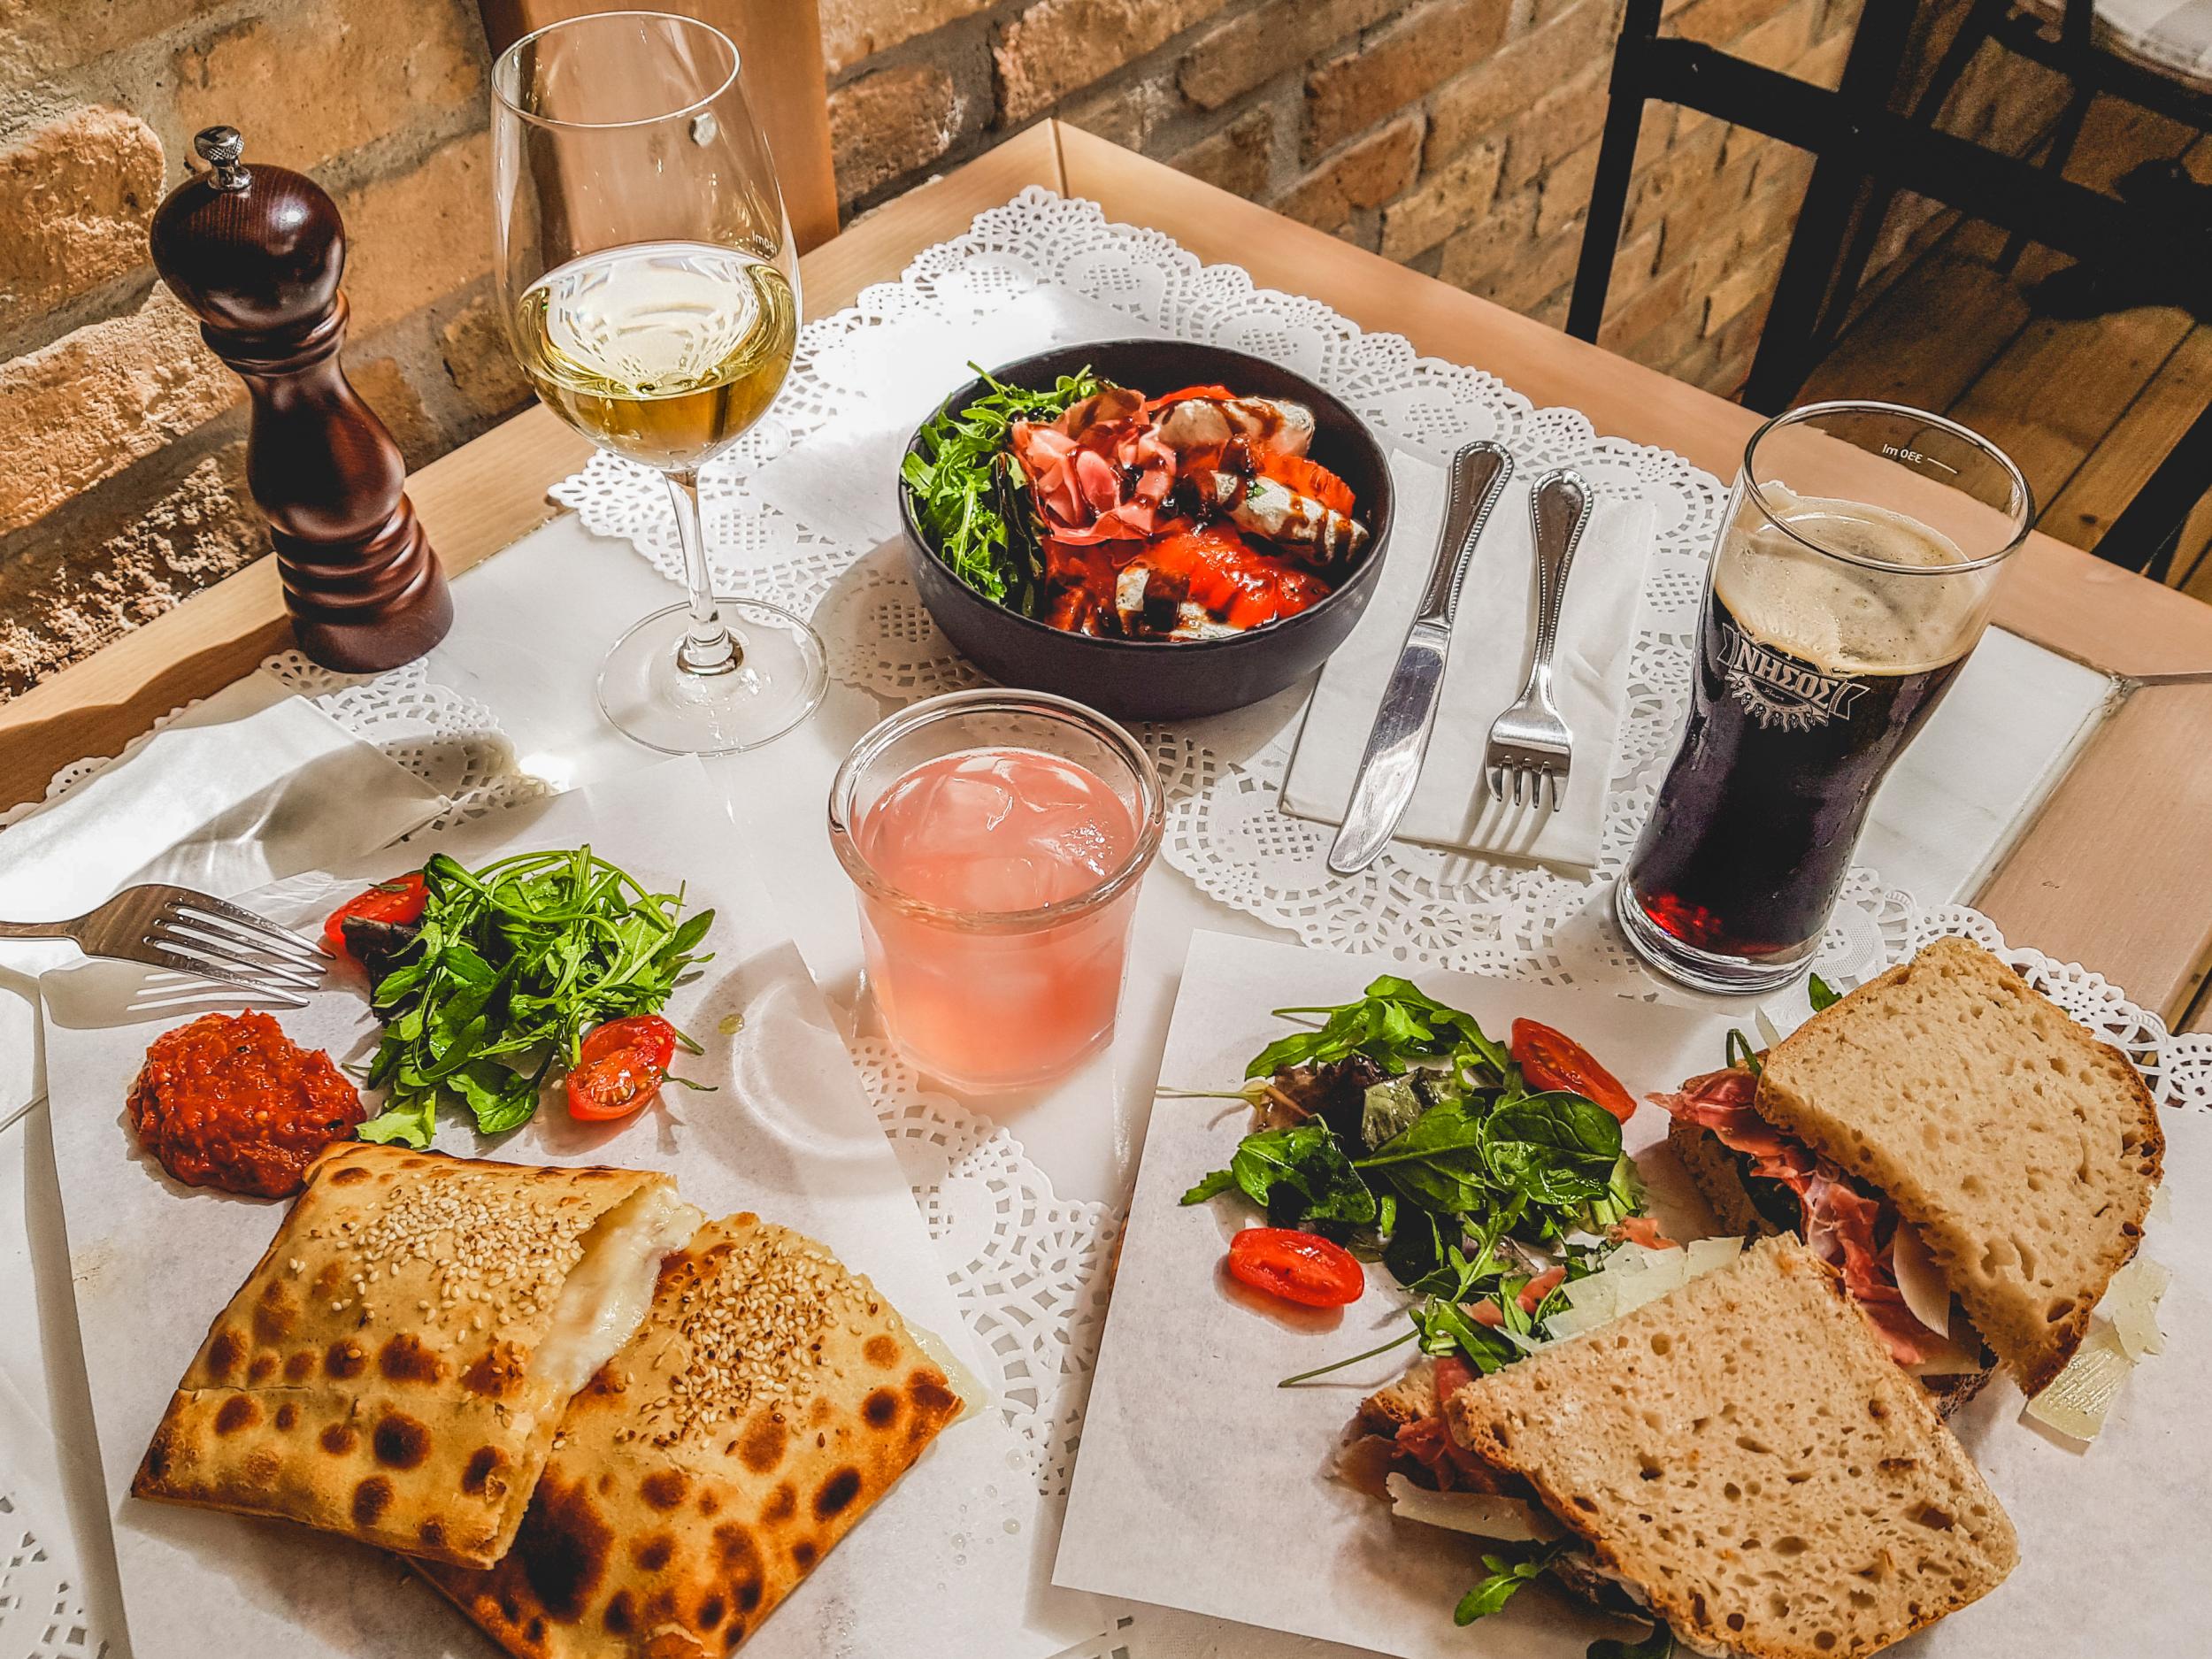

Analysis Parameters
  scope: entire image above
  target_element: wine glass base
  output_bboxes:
[1612,878,1816,996]
[596,597,827,756]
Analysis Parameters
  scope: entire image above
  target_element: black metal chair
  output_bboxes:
[1568,0,2212,578]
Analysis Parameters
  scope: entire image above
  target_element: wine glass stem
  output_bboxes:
[665,469,741,677]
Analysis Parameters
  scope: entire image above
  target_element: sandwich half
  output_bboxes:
[419,1211,965,1658]
[134,1142,703,1567]
[1440,1235,2016,1659]
[1655,936,2162,1397]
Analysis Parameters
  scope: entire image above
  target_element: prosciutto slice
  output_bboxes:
[1651,1068,1937,1364]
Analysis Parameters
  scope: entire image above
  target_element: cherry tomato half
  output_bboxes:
[1225,1227,1365,1308]
[580,1015,679,1073]
[323,871,428,962]
[1509,1018,1637,1123]
[566,1047,664,1121]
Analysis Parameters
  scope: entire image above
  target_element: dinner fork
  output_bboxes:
[0,884,327,1005]
[1484,467,1593,812]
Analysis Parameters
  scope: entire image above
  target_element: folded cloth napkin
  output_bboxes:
[749,285,1171,550]
[0,671,449,1122]
[1281,449,1656,871]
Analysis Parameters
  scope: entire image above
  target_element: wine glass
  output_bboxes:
[491,12,824,754]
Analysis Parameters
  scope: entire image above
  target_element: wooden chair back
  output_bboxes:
[477,0,839,254]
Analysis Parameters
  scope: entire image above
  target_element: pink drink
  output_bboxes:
[856,748,1141,1091]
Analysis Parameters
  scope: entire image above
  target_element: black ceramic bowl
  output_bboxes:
[897,340,1394,721]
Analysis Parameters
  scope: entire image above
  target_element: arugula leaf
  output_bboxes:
[1479,1092,1624,1208]
[1180,1168,1238,1205]
[1413,1297,1517,1374]
[1808,972,1839,1012]
[1454,1541,1578,1624]
[1724,1027,1763,1073]
[1587,1624,1675,1659]
[902,365,1103,608]
[358,846,713,1143]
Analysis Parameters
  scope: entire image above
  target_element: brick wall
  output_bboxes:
[826,0,2067,391]
[0,0,526,697]
[0,0,2064,701]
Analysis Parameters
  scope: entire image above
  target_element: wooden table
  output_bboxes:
[10,120,2212,1018]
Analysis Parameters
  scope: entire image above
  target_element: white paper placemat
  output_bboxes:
[37,757,1102,1659]
[1055,930,2208,1658]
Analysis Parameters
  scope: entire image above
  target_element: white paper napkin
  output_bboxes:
[1281,449,1655,871]
[749,285,1171,549]
[0,671,448,1122]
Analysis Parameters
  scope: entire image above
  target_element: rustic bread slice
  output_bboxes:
[419,1211,964,1659]
[134,1142,701,1567]
[1444,1236,2016,1659]
[1758,935,2162,1394]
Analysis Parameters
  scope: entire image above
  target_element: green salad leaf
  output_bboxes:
[1183,974,1654,1386]
[355,849,713,1146]
[900,364,1103,609]
[1455,1540,1578,1624]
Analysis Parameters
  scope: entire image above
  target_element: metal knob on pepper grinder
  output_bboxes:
[150,125,452,672]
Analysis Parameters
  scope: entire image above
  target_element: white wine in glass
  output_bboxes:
[493,15,824,754]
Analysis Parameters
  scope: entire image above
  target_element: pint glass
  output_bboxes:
[1617,403,2032,994]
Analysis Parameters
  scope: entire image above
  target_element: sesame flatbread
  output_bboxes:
[132,1141,702,1568]
[419,1212,964,1658]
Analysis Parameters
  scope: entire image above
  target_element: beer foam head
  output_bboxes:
[1714,482,1993,677]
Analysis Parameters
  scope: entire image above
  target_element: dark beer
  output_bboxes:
[1621,483,1989,979]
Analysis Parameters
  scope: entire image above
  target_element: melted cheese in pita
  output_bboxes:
[532,1185,704,1398]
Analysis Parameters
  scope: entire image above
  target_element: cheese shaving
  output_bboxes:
[2105,1256,2170,1362]
[1890,1220,1951,1339]
[2024,1325,2132,1442]
[1543,1238,1742,1341]
[1385,1473,1560,1542]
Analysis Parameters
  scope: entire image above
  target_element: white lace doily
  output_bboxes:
[4,188,2205,1659]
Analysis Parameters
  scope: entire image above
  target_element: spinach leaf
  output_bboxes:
[1479,1092,1624,1208]
[1180,1168,1238,1206]
[1808,972,1839,1012]
[1381,1205,1448,1287]
[357,1092,437,1150]
[1230,1124,1377,1228]
[1455,1541,1578,1624]
[1356,1102,1492,1212]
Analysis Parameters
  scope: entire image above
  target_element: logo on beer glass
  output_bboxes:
[1718,629,1865,732]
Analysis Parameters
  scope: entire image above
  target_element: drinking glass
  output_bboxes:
[491,12,825,754]
[1617,402,2031,994]
[827,690,1164,1094]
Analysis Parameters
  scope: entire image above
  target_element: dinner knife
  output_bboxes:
[1325,440,1514,877]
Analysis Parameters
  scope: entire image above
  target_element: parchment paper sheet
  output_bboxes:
[38,757,1102,1659]
[1054,929,2208,1657]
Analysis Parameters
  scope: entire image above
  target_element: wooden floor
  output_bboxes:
[1801,96,2212,595]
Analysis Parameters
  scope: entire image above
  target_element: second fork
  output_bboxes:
[1484,468,1594,811]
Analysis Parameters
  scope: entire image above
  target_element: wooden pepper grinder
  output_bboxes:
[151,126,452,672]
